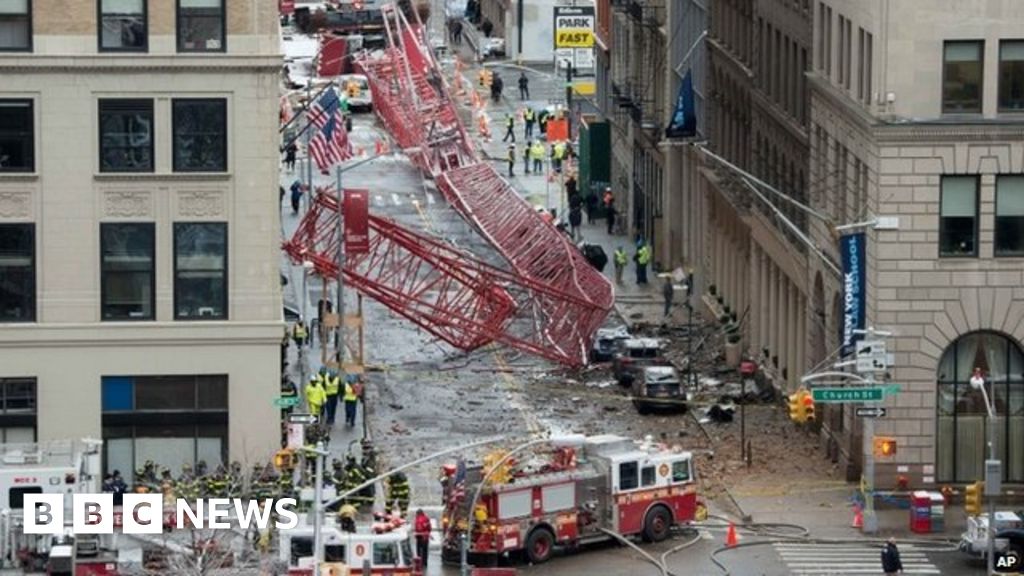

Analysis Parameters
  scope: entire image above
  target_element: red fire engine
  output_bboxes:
[440,435,703,565]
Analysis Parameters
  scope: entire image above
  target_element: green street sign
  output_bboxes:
[812,387,885,403]
[274,396,300,408]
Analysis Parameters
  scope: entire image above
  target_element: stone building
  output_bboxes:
[810,0,1024,486]
[0,0,282,478]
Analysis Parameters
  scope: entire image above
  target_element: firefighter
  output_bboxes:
[330,459,346,488]
[135,460,156,489]
[387,472,411,516]
[277,470,294,501]
[227,461,244,498]
[339,504,358,533]
[208,465,229,498]
[345,455,369,507]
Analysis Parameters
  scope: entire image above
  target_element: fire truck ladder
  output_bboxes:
[285,191,606,365]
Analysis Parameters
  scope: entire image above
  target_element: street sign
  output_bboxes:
[855,340,886,358]
[553,6,595,70]
[856,356,888,373]
[274,396,300,408]
[287,413,318,425]
[856,407,887,418]
[812,387,885,403]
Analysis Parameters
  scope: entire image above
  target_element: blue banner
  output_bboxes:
[665,71,696,139]
[840,233,866,356]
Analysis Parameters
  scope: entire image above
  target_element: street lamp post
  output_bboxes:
[970,368,999,576]
[300,259,315,405]
[304,441,330,576]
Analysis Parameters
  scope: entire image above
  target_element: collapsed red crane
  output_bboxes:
[287,3,613,366]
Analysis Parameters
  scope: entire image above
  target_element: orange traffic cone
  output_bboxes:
[725,522,738,547]
[852,503,863,528]
[375,140,383,155]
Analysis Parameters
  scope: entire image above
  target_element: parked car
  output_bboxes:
[613,338,667,386]
[632,366,685,414]
[482,37,505,58]
[339,74,373,112]
[590,326,631,363]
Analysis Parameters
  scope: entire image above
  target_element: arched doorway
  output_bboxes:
[937,331,1024,482]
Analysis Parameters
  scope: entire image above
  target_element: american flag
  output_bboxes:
[449,459,467,504]
[307,88,341,129]
[308,93,353,173]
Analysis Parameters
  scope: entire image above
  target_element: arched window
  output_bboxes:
[936,331,1024,482]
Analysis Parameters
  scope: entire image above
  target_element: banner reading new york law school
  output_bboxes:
[840,232,866,356]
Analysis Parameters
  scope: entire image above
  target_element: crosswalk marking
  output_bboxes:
[391,193,402,206]
[374,195,385,207]
[773,543,941,575]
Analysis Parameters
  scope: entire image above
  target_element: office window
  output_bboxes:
[101,223,155,320]
[939,176,978,257]
[0,224,34,322]
[862,31,873,105]
[825,6,832,76]
[843,17,851,89]
[816,3,825,71]
[99,0,146,51]
[177,0,224,53]
[996,176,1024,256]
[837,16,845,87]
[943,41,983,113]
[99,99,153,172]
[174,222,227,320]
[999,41,1024,111]
[0,0,30,51]
[0,378,36,446]
[0,99,33,172]
[172,99,227,172]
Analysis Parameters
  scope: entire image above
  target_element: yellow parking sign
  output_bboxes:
[556,29,594,48]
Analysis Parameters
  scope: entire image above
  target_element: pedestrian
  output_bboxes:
[285,142,297,171]
[569,205,582,240]
[507,144,515,177]
[343,375,361,427]
[279,185,285,208]
[881,537,903,575]
[518,72,530,100]
[453,20,463,44]
[565,173,578,201]
[606,201,617,235]
[415,509,432,567]
[292,318,309,348]
[613,246,627,284]
[305,376,325,417]
[491,73,503,102]
[502,113,515,142]
[482,18,493,38]
[531,140,545,173]
[523,141,532,174]
[323,368,340,426]
[585,192,598,224]
[662,276,675,320]
[523,107,535,139]
[634,241,651,284]
[290,180,303,215]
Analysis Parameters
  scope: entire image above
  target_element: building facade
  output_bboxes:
[810,0,1024,486]
[0,0,283,479]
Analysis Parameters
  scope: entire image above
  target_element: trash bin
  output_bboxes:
[910,490,931,534]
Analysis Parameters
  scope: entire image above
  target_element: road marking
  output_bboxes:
[774,543,941,575]
[391,193,402,206]
[374,195,385,207]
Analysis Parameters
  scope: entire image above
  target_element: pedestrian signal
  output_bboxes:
[964,481,983,516]
[873,437,897,457]
[274,449,296,471]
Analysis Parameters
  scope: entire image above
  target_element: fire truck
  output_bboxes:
[439,435,702,565]
[278,514,418,576]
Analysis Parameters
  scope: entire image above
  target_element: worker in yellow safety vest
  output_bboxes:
[552,141,566,173]
[323,368,340,426]
[634,242,652,285]
[343,376,361,428]
[613,246,627,285]
[530,141,545,174]
[305,376,326,417]
[523,107,535,139]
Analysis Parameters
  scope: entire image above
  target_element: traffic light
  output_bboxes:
[965,481,984,516]
[273,449,296,471]
[788,391,806,423]
[346,81,360,98]
[873,437,897,457]
[801,390,816,422]
[478,69,493,87]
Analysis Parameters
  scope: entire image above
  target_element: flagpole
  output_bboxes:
[335,163,346,405]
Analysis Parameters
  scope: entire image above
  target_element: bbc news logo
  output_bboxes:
[995,549,1021,574]
[24,494,299,534]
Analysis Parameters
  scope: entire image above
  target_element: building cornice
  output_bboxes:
[873,122,1024,144]
[0,55,283,73]
[751,89,809,148]
[0,320,284,348]
[707,37,754,80]
[807,72,878,132]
